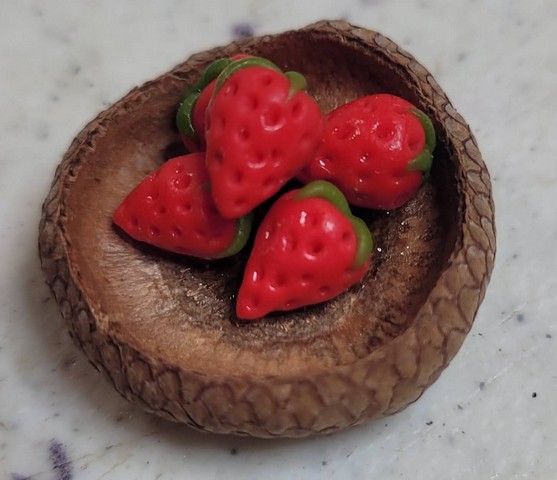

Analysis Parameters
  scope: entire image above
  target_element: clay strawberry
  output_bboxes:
[236,180,373,320]
[298,93,436,210]
[113,152,252,259]
[205,56,325,219]
[176,58,232,151]
[176,55,253,151]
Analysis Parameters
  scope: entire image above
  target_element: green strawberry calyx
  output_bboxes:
[407,108,436,182]
[284,71,308,98]
[213,56,309,99]
[295,180,373,269]
[214,56,282,93]
[216,213,253,258]
[176,58,233,140]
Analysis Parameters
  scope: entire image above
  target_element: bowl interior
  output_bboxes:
[62,28,459,377]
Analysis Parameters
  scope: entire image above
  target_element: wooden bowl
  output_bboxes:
[38,20,496,438]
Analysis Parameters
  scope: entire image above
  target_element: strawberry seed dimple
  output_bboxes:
[214,151,224,166]
[284,298,298,309]
[179,203,192,214]
[215,115,226,130]
[262,104,284,130]
[407,134,422,153]
[238,127,250,142]
[318,156,331,170]
[275,276,286,288]
[173,174,192,190]
[234,169,244,184]
[249,151,266,169]
[247,95,259,110]
[319,285,331,296]
[249,294,260,308]
[250,268,264,283]
[150,226,160,237]
[308,241,324,256]
[291,100,303,118]
[146,189,159,203]
[172,226,183,237]
[280,232,297,252]
[376,122,393,140]
[260,74,273,87]
[225,81,238,96]
[270,148,281,167]
[234,197,246,209]
[334,123,355,141]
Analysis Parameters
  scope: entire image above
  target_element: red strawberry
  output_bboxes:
[176,55,255,151]
[236,180,373,320]
[176,58,233,151]
[298,93,436,210]
[113,153,252,259]
[205,56,325,219]
[190,78,216,150]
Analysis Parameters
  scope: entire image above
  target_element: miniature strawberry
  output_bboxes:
[236,180,373,320]
[113,152,252,259]
[298,93,436,210]
[176,58,232,151]
[176,55,253,151]
[205,56,325,219]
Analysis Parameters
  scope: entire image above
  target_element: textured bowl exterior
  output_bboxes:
[38,20,495,437]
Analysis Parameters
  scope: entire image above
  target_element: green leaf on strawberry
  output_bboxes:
[236,180,373,320]
[176,58,233,150]
[407,108,436,182]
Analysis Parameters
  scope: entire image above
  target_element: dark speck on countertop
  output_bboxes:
[49,439,73,480]
[232,22,254,39]
[11,474,31,480]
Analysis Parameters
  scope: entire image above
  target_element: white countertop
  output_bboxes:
[1,1,556,478]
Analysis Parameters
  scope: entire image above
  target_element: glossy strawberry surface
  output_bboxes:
[298,94,435,210]
[113,153,250,259]
[206,63,324,219]
[237,181,372,319]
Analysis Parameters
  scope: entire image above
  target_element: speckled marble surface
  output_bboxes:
[1,1,556,478]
